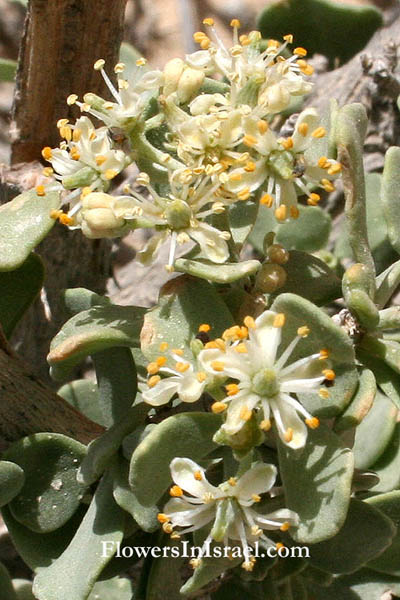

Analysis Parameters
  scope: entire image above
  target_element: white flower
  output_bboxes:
[142,344,208,406]
[224,108,341,220]
[158,457,298,571]
[198,311,334,449]
[186,21,312,116]
[115,169,230,269]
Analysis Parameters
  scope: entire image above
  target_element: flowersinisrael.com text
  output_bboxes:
[102,540,310,560]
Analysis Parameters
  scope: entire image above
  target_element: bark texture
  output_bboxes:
[0,326,104,451]
[10,0,127,164]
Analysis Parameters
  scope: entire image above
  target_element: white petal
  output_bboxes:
[189,222,229,263]
[235,463,277,503]
[292,108,319,152]
[164,497,216,528]
[177,372,205,403]
[142,378,180,406]
[170,457,221,499]
[222,393,260,435]
[270,397,307,450]
[251,310,282,367]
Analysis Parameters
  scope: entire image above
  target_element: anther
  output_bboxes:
[275,205,287,221]
[36,185,45,196]
[94,59,105,71]
[298,123,308,136]
[194,471,203,481]
[170,485,183,497]
[211,402,227,414]
[239,406,252,421]
[199,324,211,333]
[297,326,310,337]
[260,419,271,431]
[244,316,256,329]
[284,428,294,443]
[273,313,286,328]
[311,127,326,139]
[322,369,335,381]
[306,417,320,429]
[148,375,161,387]
[211,361,225,372]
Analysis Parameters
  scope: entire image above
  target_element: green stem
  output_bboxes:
[130,130,183,184]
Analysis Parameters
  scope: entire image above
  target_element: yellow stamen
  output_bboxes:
[66,94,78,105]
[114,62,125,73]
[36,185,45,196]
[199,323,211,333]
[176,362,190,373]
[294,47,307,57]
[260,193,274,207]
[273,313,286,328]
[136,57,147,67]
[275,205,287,221]
[50,210,62,220]
[42,167,53,177]
[170,485,183,497]
[95,155,107,166]
[276,542,285,551]
[194,471,203,481]
[80,187,92,199]
[260,419,271,431]
[244,316,256,329]
[72,128,82,142]
[322,369,335,381]
[162,522,173,534]
[157,513,170,524]
[146,362,159,375]
[319,349,330,360]
[148,375,161,387]
[319,388,330,399]
[42,146,52,160]
[59,214,74,226]
[306,417,320,429]
[197,371,207,383]
[240,406,252,421]
[307,193,320,206]
[267,39,280,49]
[200,37,211,50]
[257,120,269,134]
[318,156,329,168]
[327,163,342,175]
[193,32,206,42]
[312,127,326,139]
[211,402,227,414]
[211,361,225,372]
[239,34,250,46]
[234,342,248,353]
[252,494,261,503]
[156,356,167,367]
[298,122,308,136]
[226,383,240,396]
[283,34,293,43]
[229,172,242,182]
[190,558,201,569]
[105,169,118,180]
[203,17,214,26]
[280,137,293,150]
[228,477,237,486]
[230,18,241,27]
[297,326,310,337]
[244,161,256,172]
[280,522,290,531]
[70,147,80,161]
[284,428,294,443]
[172,348,184,356]
[94,59,105,71]
[243,134,257,147]
[159,342,169,352]
[237,187,251,201]
[321,178,335,192]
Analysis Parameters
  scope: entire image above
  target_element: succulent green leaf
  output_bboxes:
[269,556,306,584]
[271,293,357,416]
[111,457,158,532]
[353,391,398,470]
[146,536,185,600]
[174,258,261,283]
[180,546,241,595]
[367,491,400,576]
[378,306,400,331]
[308,568,400,600]
[0,188,60,271]
[0,460,25,507]
[270,251,341,306]
[78,404,148,486]
[1,504,86,571]
[129,412,222,506]
[360,334,400,378]
[64,287,111,316]
[250,205,331,254]
[336,104,375,288]
[344,288,379,330]
[368,425,400,493]
[336,174,396,275]
[47,304,146,380]
[277,424,354,543]
[57,379,106,426]
[257,0,382,64]
[334,368,376,432]
[93,347,138,427]
[3,433,86,533]
[33,469,125,600]
[307,498,395,574]
[0,562,17,600]
[0,253,44,338]
[228,200,258,248]
[87,576,133,600]
[0,57,17,82]
[375,259,400,309]
[357,348,400,410]
[382,147,400,255]
[141,276,233,362]
[212,576,277,600]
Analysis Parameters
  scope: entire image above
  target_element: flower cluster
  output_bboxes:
[38,18,341,271]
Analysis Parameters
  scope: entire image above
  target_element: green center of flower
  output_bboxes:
[252,368,280,397]
[165,199,192,229]
[267,149,295,180]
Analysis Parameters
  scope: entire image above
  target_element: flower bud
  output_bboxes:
[79,192,126,239]
[163,58,185,96]
[176,67,205,104]
[259,82,290,113]
[255,263,287,293]
[267,244,289,265]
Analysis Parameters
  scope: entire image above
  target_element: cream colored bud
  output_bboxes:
[163,58,185,96]
[259,83,290,113]
[82,192,113,210]
[176,67,205,104]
